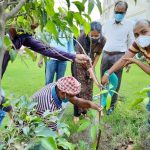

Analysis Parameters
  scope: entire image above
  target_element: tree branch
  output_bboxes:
[4,0,27,21]
[7,1,18,6]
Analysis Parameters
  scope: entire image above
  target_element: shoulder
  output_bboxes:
[99,36,106,47]
[78,32,86,41]
[129,42,140,53]
[31,83,54,99]
[103,20,113,27]
[124,19,135,27]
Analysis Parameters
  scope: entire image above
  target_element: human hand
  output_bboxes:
[38,59,43,68]
[123,57,137,67]
[125,64,131,73]
[75,54,91,64]
[101,74,109,85]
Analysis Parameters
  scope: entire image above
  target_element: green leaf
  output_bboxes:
[78,120,90,132]
[57,138,75,150]
[99,89,108,95]
[66,0,71,10]
[40,10,47,29]
[0,144,5,150]
[70,25,79,38]
[88,109,97,118]
[23,126,30,135]
[4,36,12,47]
[73,1,85,12]
[134,0,137,5]
[24,48,36,61]
[58,122,69,129]
[65,11,73,26]
[45,0,55,17]
[74,12,84,24]
[82,0,87,4]
[43,110,51,118]
[88,0,94,15]
[9,50,17,62]
[95,0,102,15]
[41,137,57,150]
[35,126,57,138]
[25,3,31,12]
[130,98,144,107]
[90,125,97,141]
[83,21,90,35]
[2,100,11,107]
[83,14,91,22]
[27,101,37,110]
[140,87,150,94]
[45,20,58,38]
[106,94,111,110]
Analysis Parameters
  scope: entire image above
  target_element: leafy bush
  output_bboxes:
[0,96,74,150]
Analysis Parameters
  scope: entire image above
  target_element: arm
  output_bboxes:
[123,58,150,75]
[93,54,100,69]
[101,51,135,84]
[69,96,102,112]
[88,67,100,87]
[135,60,150,75]
[9,28,89,64]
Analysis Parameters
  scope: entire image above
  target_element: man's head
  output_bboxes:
[134,20,150,38]
[134,19,150,48]
[56,76,81,102]
[114,1,128,23]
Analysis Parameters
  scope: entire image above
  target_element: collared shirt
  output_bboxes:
[129,42,150,65]
[103,19,135,52]
[31,83,62,130]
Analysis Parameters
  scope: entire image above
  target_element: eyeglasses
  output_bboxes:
[115,11,126,14]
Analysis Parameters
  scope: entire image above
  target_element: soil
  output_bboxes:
[70,118,150,150]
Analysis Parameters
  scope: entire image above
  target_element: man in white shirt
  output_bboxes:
[101,1,134,114]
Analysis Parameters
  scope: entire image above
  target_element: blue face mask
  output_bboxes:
[114,13,125,22]
[60,94,69,103]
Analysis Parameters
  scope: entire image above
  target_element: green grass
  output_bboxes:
[1,56,150,147]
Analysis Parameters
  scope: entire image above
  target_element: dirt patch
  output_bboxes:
[137,126,150,150]
[70,120,135,150]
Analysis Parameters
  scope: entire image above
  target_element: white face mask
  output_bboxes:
[136,35,150,48]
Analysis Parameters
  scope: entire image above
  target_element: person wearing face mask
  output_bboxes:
[31,76,102,131]
[71,21,106,123]
[101,19,150,126]
[101,1,134,115]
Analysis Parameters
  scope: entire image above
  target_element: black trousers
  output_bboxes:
[101,52,125,108]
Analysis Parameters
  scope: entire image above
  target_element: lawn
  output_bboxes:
[1,56,150,149]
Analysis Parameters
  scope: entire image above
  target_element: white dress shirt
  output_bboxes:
[103,19,135,52]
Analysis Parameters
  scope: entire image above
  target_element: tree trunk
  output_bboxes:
[0,2,5,103]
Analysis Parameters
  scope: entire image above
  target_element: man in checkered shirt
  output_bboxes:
[31,76,102,131]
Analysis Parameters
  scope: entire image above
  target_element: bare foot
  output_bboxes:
[73,116,79,124]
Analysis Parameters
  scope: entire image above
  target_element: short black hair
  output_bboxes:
[90,21,102,33]
[115,1,128,11]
